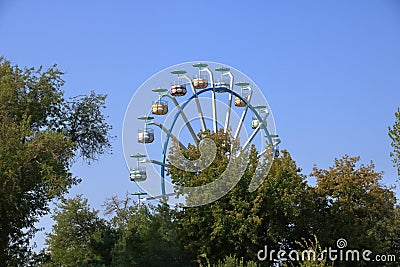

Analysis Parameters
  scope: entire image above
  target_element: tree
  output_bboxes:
[281,236,333,267]
[139,204,189,267]
[45,195,115,266]
[169,130,313,265]
[104,194,148,266]
[0,57,112,265]
[104,195,189,267]
[311,155,399,266]
[389,108,400,177]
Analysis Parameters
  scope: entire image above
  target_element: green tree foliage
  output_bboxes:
[105,195,189,267]
[0,58,112,265]
[210,255,257,267]
[41,131,400,266]
[311,155,399,266]
[41,155,400,266]
[48,197,189,267]
[389,108,400,176]
[45,195,115,266]
[169,130,313,266]
[281,236,333,267]
[104,196,150,266]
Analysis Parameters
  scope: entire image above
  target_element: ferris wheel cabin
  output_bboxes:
[129,153,147,182]
[193,75,208,89]
[130,168,147,182]
[151,88,169,115]
[170,70,188,96]
[214,80,229,93]
[234,96,248,107]
[170,82,187,96]
[152,100,168,115]
[234,82,250,107]
[252,105,268,129]
[252,116,260,129]
[137,128,154,143]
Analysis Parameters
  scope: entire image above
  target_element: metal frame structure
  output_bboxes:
[133,63,280,197]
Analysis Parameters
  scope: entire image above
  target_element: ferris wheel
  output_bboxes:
[123,61,280,206]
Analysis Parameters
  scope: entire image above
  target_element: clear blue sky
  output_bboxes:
[1,0,400,249]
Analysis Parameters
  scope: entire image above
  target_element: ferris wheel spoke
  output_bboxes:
[143,192,176,201]
[181,74,207,132]
[212,88,217,133]
[147,121,187,150]
[240,109,268,153]
[201,67,218,133]
[241,124,262,152]
[233,87,253,140]
[139,158,168,167]
[162,94,199,145]
[237,104,272,157]
[223,71,234,133]
[258,148,268,158]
